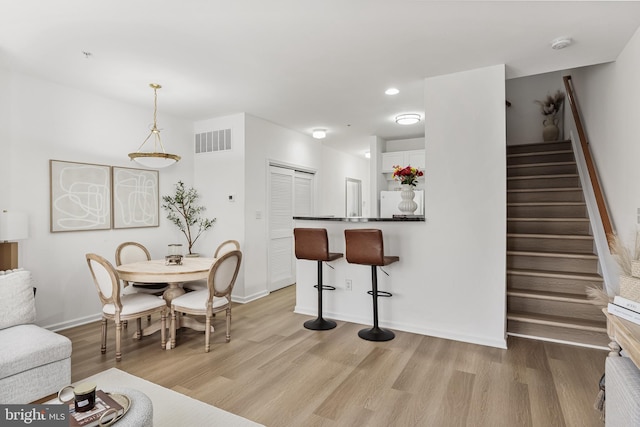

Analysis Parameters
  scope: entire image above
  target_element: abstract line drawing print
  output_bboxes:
[112,167,159,229]
[50,160,111,232]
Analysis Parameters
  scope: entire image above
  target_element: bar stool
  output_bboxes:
[294,228,343,330]
[344,229,399,341]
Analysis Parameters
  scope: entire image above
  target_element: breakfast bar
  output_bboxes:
[293,215,426,338]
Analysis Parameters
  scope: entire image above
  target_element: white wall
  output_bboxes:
[571,27,640,269]
[242,114,324,300]
[506,70,566,145]
[5,73,194,329]
[0,67,10,204]
[193,113,247,295]
[422,64,507,347]
[319,145,370,217]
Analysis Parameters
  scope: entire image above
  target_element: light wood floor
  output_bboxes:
[58,285,607,427]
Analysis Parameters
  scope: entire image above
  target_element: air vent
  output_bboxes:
[195,129,232,153]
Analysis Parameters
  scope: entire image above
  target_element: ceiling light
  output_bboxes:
[551,37,572,50]
[385,88,399,95]
[128,83,181,168]
[364,151,371,159]
[312,129,327,139]
[395,114,421,125]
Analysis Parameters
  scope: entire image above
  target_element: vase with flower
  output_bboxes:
[392,165,424,215]
[535,90,565,142]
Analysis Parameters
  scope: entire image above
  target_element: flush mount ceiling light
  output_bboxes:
[385,88,399,95]
[312,129,327,139]
[551,37,572,50]
[395,114,421,125]
[128,83,181,168]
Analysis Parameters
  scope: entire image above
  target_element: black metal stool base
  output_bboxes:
[304,317,337,330]
[358,326,395,341]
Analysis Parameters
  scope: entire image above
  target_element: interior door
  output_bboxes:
[268,166,314,292]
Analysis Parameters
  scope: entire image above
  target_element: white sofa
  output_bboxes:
[0,269,72,403]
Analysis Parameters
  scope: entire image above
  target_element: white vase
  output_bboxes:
[398,184,418,215]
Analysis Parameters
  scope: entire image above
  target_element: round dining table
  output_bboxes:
[115,257,215,347]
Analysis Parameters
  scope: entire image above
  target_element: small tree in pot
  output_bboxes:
[162,181,216,255]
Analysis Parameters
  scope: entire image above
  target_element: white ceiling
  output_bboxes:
[2,1,640,156]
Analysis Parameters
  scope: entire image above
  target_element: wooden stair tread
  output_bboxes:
[507,161,576,169]
[507,289,593,304]
[507,140,571,148]
[507,217,589,222]
[507,250,598,259]
[507,149,573,158]
[507,268,602,281]
[508,174,578,181]
[507,233,593,240]
[507,311,606,332]
[508,187,582,193]
[507,201,585,206]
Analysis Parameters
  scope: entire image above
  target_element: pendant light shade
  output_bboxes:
[128,83,181,168]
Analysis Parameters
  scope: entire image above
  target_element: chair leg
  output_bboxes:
[226,307,231,342]
[304,260,337,330]
[205,315,211,353]
[160,311,166,350]
[100,318,107,354]
[115,321,122,362]
[136,318,142,340]
[358,266,395,342]
[170,309,177,349]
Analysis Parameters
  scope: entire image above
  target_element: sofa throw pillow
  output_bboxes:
[0,269,36,330]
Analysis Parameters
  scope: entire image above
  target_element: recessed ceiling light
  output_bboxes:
[312,129,327,139]
[385,88,399,95]
[551,37,572,50]
[395,114,421,125]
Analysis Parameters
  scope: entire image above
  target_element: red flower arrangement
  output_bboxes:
[392,165,424,186]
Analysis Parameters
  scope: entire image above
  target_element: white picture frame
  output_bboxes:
[50,160,112,232]
[112,166,159,229]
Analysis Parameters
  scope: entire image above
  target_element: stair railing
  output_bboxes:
[563,75,615,250]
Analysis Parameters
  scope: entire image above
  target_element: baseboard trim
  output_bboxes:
[294,305,508,349]
[232,290,269,304]
[44,313,103,332]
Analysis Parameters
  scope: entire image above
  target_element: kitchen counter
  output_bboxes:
[293,215,425,222]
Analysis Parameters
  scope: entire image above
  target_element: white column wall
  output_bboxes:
[423,64,507,347]
[571,27,640,258]
[5,73,193,329]
[193,113,247,296]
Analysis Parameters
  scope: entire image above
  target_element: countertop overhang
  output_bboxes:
[293,215,425,222]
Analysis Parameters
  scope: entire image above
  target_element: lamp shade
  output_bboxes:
[0,211,29,241]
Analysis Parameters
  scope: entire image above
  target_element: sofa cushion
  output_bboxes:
[0,269,36,330]
[0,324,72,379]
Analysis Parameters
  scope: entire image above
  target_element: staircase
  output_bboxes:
[506,140,609,348]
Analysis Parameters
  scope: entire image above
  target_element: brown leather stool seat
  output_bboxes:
[344,229,399,341]
[294,228,343,330]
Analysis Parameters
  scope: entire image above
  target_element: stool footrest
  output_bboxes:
[314,284,336,291]
[367,290,392,298]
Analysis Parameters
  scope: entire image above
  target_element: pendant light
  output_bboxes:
[128,83,181,168]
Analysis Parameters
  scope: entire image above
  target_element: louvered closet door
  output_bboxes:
[268,166,314,292]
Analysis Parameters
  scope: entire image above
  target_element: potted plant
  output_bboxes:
[535,90,565,141]
[161,181,216,256]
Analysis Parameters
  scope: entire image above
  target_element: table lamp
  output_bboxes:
[0,210,29,270]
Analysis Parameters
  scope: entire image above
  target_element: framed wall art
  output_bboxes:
[112,166,159,229]
[50,160,112,232]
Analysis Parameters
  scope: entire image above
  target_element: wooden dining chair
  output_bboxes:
[183,240,240,292]
[86,253,167,362]
[115,242,169,296]
[170,249,242,352]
